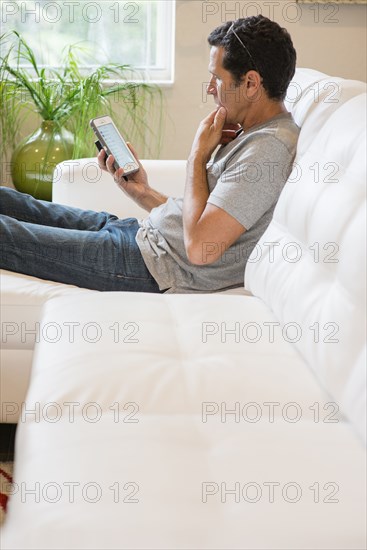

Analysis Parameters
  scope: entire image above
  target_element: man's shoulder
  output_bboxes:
[209,113,299,173]
[244,112,299,139]
[235,113,299,158]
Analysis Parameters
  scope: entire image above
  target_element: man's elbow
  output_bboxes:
[185,240,219,266]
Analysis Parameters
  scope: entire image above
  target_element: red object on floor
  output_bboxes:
[0,466,13,514]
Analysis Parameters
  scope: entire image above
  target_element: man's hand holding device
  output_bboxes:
[90,115,139,175]
[91,117,167,212]
[91,115,151,204]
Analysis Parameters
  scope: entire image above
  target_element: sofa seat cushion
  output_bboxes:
[0,268,248,423]
[2,292,365,549]
[0,269,94,351]
[0,270,95,422]
[0,268,250,353]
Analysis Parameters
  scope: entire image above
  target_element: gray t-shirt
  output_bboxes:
[136,112,300,293]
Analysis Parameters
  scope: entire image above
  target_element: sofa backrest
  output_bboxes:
[245,68,367,444]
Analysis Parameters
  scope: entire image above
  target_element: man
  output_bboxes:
[0,15,299,293]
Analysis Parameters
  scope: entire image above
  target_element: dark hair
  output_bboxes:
[208,15,296,101]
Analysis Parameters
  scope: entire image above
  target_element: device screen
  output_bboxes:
[99,123,135,170]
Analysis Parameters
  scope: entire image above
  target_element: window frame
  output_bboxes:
[1,0,176,85]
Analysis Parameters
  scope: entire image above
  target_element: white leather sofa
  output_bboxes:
[1,69,366,549]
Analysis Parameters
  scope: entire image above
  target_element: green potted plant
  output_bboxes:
[0,31,163,200]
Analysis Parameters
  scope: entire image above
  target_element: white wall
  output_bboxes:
[160,0,367,160]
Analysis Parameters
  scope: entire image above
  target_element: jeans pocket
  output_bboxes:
[107,218,153,281]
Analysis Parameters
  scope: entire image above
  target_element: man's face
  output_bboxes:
[207,46,246,124]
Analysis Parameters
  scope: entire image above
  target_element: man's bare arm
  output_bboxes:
[183,108,245,265]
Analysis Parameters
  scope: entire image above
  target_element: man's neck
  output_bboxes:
[241,101,288,131]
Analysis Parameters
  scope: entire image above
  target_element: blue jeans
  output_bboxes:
[0,187,162,292]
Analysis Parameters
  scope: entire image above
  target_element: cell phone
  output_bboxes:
[90,115,139,176]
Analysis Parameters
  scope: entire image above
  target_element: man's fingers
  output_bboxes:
[126,142,142,170]
[105,154,116,173]
[220,135,236,145]
[97,149,107,167]
[97,151,128,182]
[223,123,241,131]
[222,129,237,136]
[216,106,227,117]
[221,130,237,141]
[97,149,113,173]
[202,107,227,131]
[114,168,125,181]
[203,109,219,124]
[126,142,139,160]
[214,106,227,126]
[97,148,106,160]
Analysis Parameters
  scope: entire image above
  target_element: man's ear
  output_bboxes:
[244,70,263,101]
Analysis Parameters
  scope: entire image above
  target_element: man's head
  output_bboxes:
[207,15,296,102]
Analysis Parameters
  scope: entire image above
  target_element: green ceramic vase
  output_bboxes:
[11,121,74,201]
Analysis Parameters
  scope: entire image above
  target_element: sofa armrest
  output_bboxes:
[52,158,187,218]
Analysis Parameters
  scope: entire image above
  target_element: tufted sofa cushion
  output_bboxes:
[2,293,366,549]
[246,71,367,442]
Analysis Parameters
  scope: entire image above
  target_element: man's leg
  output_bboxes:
[0,210,161,293]
[0,187,117,231]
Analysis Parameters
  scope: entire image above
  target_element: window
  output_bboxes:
[1,0,175,83]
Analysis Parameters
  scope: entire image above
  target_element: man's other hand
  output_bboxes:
[190,107,227,163]
[220,123,242,145]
